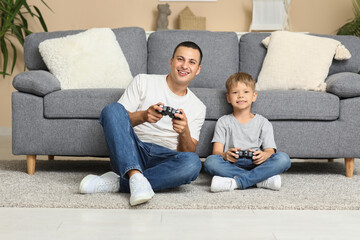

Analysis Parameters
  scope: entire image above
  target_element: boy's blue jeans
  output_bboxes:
[99,103,202,193]
[204,152,291,189]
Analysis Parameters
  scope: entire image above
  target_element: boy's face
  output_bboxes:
[168,46,201,87]
[226,82,257,111]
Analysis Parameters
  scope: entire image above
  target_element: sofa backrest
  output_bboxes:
[239,33,360,81]
[24,27,148,77]
[147,30,239,89]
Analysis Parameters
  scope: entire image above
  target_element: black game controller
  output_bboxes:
[235,150,254,159]
[156,104,182,120]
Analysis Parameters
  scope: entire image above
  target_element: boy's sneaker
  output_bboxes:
[210,176,238,192]
[79,171,120,194]
[129,173,155,206]
[256,175,281,191]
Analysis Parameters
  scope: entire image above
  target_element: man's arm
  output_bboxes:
[177,128,197,152]
[127,103,164,127]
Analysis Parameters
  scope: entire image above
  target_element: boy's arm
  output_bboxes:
[252,148,275,165]
[213,142,240,163]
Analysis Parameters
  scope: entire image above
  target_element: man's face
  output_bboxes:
[226,82,257,111]
[168,46,201,86]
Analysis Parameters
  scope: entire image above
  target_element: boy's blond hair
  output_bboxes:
[226,72,255,93]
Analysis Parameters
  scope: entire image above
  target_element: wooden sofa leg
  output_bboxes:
[345,158,354,178]
[27,155,36,175]
[328,158,334,162]
[48,155,54,160]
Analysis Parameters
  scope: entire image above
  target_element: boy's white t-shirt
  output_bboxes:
[118,74,206,151]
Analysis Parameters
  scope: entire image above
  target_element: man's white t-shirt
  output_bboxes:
[118,74,206,151]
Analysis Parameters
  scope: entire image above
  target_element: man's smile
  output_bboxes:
[178,69,190,76]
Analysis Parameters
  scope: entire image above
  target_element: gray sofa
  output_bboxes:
[12,27,360,177]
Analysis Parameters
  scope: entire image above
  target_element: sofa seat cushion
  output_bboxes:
[44,89,124,119]
[191,88,340,121]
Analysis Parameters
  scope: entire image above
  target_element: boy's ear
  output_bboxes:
[226,92,231,103]
[252,91,258,102]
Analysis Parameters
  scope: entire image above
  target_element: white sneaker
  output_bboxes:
[79,171,120,194]
[129,173,155,206]
[256,175,281,191]
[210,176,237,192]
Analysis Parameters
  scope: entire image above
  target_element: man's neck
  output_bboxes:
[166,75,188,96]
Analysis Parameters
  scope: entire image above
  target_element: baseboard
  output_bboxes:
[0,127,11,136]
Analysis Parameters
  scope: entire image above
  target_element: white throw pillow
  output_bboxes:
[39,28,133,89]
[256,31,351,92]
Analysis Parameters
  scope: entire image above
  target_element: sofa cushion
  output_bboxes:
[44,88,339,121]
[239,33,360,82]
[39,28,133,89]
[191,88,339,121]
[252,90,340,120]
[44,89,124,119]
[147,30,239,89]
[24,27,147,77]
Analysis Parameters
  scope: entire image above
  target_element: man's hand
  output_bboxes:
[252,149,274,165]
[145,102,164,123]
[222,147,241,163]
[172,108,188,134]
[174,109,197,152]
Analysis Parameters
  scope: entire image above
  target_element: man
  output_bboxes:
[79,41,206,206]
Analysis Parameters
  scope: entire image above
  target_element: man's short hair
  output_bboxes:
[172,41,203,65]
[226,72,256,92]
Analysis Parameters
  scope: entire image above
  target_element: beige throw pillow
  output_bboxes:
[256,31,351,92]
[39,28,133,89]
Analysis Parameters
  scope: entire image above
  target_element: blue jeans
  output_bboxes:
[99,103,202,193]
[204,152,291,189]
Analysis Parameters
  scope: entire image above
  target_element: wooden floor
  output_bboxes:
[1,134,360,240]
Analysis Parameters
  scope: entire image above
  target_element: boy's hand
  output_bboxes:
[252,150,272,165]
[222,147,241,163]
[145,102,164,123]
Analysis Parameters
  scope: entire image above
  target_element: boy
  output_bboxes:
[204,72,291,192]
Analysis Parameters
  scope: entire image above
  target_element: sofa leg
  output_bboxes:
[48,155,54,160]
[345,158,354,178]
[27,155,36,175]
[328,158,334,162]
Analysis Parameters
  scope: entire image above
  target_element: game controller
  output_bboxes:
[235,150,254,159]
[156,104,182,120]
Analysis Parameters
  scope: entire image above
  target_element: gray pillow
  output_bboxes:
[326,72,360,98]
[13,70,61,96]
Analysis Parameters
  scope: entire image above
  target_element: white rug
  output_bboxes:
[1,159,359,210]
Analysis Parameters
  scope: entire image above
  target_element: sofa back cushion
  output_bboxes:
[192,88,339,121]
[147,30,239,89]
[24,27,147,77]
[239,33,360,81]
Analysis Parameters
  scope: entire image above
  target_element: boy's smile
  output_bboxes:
[226,82,257,112]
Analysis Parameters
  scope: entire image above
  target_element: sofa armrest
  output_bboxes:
[13,70,61,97]
[326,72,360,98]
